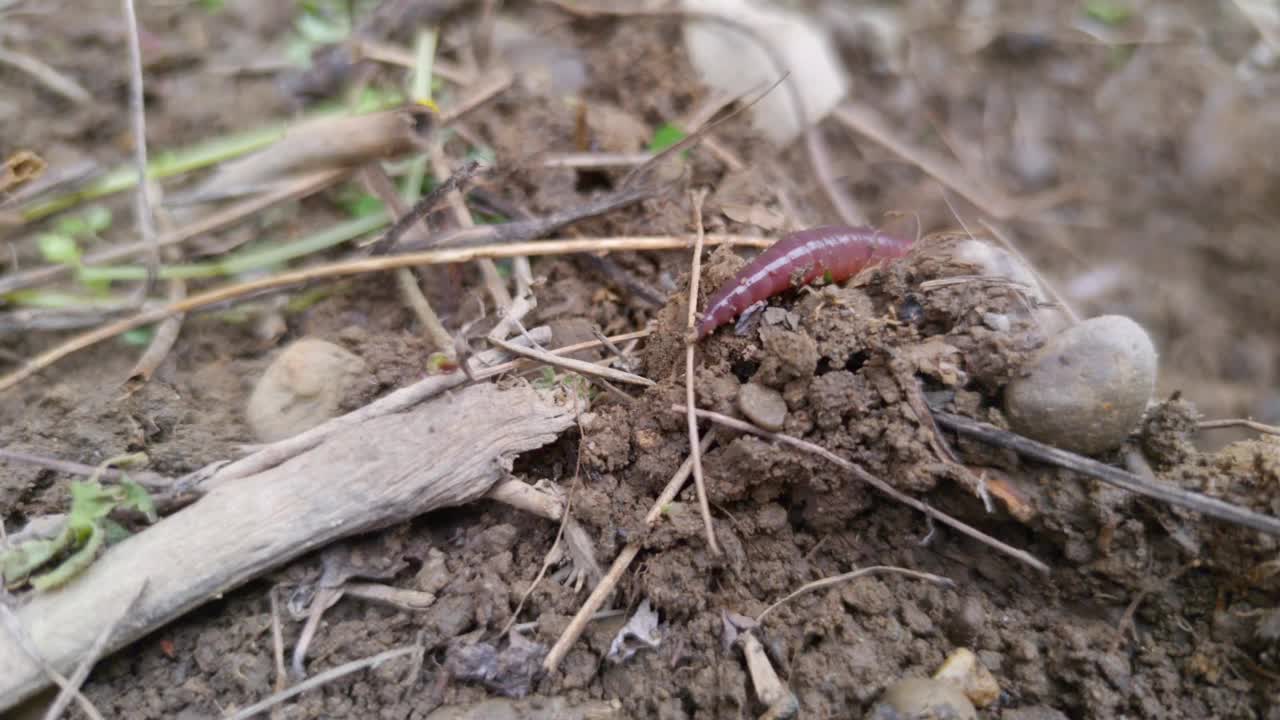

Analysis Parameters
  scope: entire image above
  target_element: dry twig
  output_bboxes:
[0,605,103,720]
[487,335,654,387]
[755,566,954,624]
[428,144,511,307]
[121,0,160,295]
[43,581,148,720]
[684,189,719,555]
[226,645,419,720]
[269,587,287,696]
[677,405,1051,573]
[0,169,347,294]
[739,631,798,719]
[932,411,1280,537]
[834,103,1077,221]
[0,46,90,105]
[359,164,453,353]
[1198,417,1280,437]
[543,431,717,674]
[0,236,762,393]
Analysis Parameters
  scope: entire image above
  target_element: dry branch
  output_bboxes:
[932,411,1280,537]
[0,383,574,711]
[677,405,1051,574]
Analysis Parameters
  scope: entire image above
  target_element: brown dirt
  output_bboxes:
[2,1,1279,718]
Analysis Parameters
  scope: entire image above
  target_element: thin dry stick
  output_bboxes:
[126,187,187,384]
[755,566,954,624]
[359,165,453,353]
[225,645,419,720]
[500,394,586,638]
[739,632,797,716]
[367,159,484,255]
[933,410,1280,537]
[269,587,287,695]
[0,169,349,295]
[0,605,103,720]
[0,447,162,485]
[0,236,764,393]
[483,479,563,521]
[978,218,1080,324]
[833,103,1081,222]
[43,581,148,720]
[677,405,1051,574]
[0,46,90,104]
[488,335,654,387]
[685,189,719,555]
[543,431,717,674]
[121,0,160,295]
[428,144,511,308]
[1198,418,1280,436]
[1110,559,1200,652]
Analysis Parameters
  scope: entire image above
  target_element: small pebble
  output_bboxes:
[1004,315,1157,455]
[738,382,788,431]
[933,648,1001,708]
[982,312,1011,333]
[865,678,977,720]
[246,338,368,442]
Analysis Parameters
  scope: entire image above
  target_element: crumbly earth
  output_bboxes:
[2,1,1279,719]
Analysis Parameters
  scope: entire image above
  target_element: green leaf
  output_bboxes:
[119,478,158,523]
[338,192,385,219]
[1083,0,1132,25]
[36,233,80,265]
[647,122,688,153]
[54,206,113,238]
[121,328,154,346]
[30,523,104,591]
[101,518,133,545]
[83,205,113,233]
[425,352,457,375]
[67,481,122,532]
[0,525,72,586]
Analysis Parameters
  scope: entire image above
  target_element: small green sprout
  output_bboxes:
[0,456,156,592]
[120,327,155,346]
[648,122,688,153]
[36,233,81,265]
[334,184,385,219]
[55,205,112,238]
[1083,0,1132,26]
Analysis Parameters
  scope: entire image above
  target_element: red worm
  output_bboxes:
[696,225,913,339]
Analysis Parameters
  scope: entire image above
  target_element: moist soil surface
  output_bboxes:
[2,1,1279,718]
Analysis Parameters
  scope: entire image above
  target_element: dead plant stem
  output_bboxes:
[685,188,719,555]
[543,431,717,674]
[677,405,1051,574]
[0,238,758,393]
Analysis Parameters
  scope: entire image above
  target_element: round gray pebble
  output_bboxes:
[1004,315,1157,455]
[737,382,787,432]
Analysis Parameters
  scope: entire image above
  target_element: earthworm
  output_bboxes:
[696,225,913,339]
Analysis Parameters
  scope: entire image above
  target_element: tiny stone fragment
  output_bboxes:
[738,382,788,431]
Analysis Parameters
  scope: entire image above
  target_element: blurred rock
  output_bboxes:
[245,338,368,442]
[1004,316,1157,455]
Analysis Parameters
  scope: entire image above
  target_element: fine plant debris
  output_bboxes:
[3,1,1280,718]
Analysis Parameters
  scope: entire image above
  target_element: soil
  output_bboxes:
[3,1,1280,718]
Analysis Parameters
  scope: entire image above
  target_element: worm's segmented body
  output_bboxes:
[696,225,912,339]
